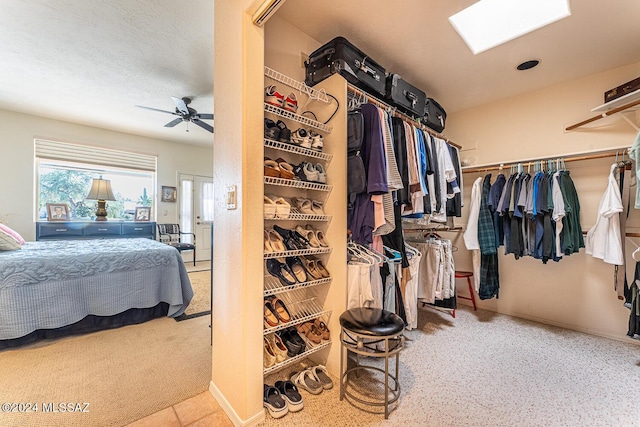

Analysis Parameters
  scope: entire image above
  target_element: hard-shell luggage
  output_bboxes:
[384,74,426,117]
[423,98,447,133]
[305,36,386,97]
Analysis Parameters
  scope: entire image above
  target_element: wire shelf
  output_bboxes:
[264,275,332,297]
[264,138,333,162]
[264,103,333,133]
[264,176,332,192]
[263,340,331,376]
[264,246,331,259]
[264,66,330,104]
[264,208,332,222]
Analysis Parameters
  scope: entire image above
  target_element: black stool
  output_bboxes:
[339,308,405,419]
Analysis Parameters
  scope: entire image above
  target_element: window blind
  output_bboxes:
[34,139,157,172]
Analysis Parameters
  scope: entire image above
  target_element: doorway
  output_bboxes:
[179,173,213,262]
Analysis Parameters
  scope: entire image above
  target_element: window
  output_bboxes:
[35,139,157,221]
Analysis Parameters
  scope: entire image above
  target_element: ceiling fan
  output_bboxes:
[135,97,213,133]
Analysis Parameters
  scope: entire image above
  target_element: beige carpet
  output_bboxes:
[177,270,211,319]
[0,315,211,427]
[261,306,640,427]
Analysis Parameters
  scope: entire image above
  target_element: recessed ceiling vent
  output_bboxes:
[517,59,540,71]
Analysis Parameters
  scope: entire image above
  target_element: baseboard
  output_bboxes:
[209,381,265,427]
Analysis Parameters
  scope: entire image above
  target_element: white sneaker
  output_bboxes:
[310,132,323,151]
[291,128,311,149]
[314,164,327,184]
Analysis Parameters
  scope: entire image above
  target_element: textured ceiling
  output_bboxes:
[0,1,639,148]
[0,0,214,146]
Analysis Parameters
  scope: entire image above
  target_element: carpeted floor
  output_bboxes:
[0,315,212,427]
[261,306,640,427]
[175,270,211,320]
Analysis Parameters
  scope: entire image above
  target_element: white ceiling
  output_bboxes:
[0,1,639,148]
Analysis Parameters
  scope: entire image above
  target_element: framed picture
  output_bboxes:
[161,186,177,203]
[47,203,70,221]
[135,207,151,222]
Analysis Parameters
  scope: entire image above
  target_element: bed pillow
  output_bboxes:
[0,229,21,251]
[0,224,26,245]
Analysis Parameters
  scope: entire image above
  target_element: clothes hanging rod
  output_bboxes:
[461,146,630,174]
[565,98,640,131]
[582,230,640,238]
[346,85,461,149]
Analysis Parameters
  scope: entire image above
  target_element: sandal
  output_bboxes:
[263,384,288,419]
[310,365,333,390]
[297,225,319,247]
[267,229,286,252]
[276,159,295,180]
[311,200,325,215]
[306,323,323,344]
[264,158,281,178]
[300,257,322,280]
[290,369,323,395]
[314,318,330,340]
[275,380,303,412]
[267,333,288,364]
[263,337,276,368]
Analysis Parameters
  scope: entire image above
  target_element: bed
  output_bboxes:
[0,238,193,348]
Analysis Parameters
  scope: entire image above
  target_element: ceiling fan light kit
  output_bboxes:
[135,97,214,133]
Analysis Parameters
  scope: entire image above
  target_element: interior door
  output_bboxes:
[194,175,213,262]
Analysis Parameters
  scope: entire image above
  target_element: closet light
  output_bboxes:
[449,0,571,54]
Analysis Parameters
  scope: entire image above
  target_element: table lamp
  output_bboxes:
[86,177,116,221]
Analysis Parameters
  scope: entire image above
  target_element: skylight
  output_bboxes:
[449,0,571,54]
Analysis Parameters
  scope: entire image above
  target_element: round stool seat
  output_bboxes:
[454,271,473,278]
[339,308,404,337]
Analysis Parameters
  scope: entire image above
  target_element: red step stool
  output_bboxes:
[455,271,477,311]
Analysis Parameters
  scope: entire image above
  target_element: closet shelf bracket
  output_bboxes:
[565,98,640,132]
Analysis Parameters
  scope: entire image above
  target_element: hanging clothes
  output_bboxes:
[585,163,623,265]
[478,174,499,300]
[627,131,640,209]
[463,176,483,291]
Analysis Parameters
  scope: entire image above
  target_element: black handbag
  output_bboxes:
[347,111,366,195]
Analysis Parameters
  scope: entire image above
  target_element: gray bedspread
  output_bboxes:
[0,238,193,340]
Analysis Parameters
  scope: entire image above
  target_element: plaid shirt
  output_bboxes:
[478,174,497,255]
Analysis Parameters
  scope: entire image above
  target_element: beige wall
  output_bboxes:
[446,61,640,341]
[0,108,213,241]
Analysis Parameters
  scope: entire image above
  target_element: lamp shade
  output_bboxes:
[86,178,116,201]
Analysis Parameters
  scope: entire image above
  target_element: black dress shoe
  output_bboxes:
[266,259,297,286]
[286,327,307,354]
[286,256,309,283]
[274,225,307,250]
[277,329,303,357]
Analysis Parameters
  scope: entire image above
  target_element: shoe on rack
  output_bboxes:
[290,369,323,395]
[314,318,331,340]
[275,159,295,180]
[263,384,288,419]
[309,132,323,152]
[276,120,291,143]
[291,128,311,149]
[264,158,281,178]
[264,118,281,141]
[314,163,327,184]
[292,197,314,215]
[315,259,330,278]
[265,85,285,108]
[266,258,297,286]
[264,195,277,219]
[267,194,291,218]
[267,229,286,252]
[300,256,322,280]
[294,162,320,183]
[263,337,276,368]
[298,322,322,345]
[283,93,298,114]
[296,225,319,248]
[267,333,288,364]
[275,380,303,412]
[266,296,292,323]
[315,229,329,247]
[264,230,273,253]
[286,256,309,283]
[264,299,280,328]
[286,327,307,354]
[310,365,334,390]
[277,329,303,357]
[311,200,325,215]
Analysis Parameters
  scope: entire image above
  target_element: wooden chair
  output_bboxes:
[157,224,196,266]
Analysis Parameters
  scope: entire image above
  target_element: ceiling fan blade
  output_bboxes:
[197,113,213,120]
[164,118,184,128]
[191,118,214,133]
[171,96,189,115]
[135,105,178,115]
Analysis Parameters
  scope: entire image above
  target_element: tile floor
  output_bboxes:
[125,391,234,427]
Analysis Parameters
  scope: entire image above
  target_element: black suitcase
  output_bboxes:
[423,98,447,133]
[384,74,426,117]
[305,36,386,97]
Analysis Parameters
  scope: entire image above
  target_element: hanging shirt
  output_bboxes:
[463,177,483,251]
[628,131,640,209]
[585,163,624,265]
